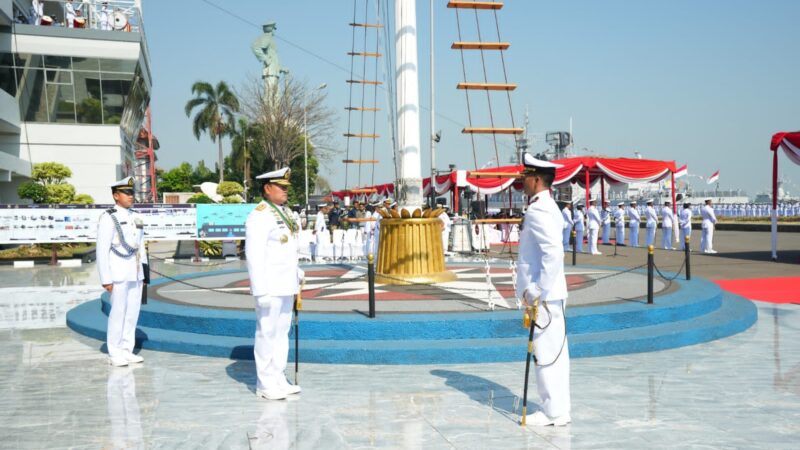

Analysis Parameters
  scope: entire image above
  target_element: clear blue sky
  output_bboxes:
[143,0,800,198]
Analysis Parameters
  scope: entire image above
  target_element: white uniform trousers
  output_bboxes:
[661,226,673,250]
[645,226,657,247]
[442,230,450,252]
[701,225,714,252]
[107,280,143,359]
[588,228,599,254]
[616,224,625,246]
[574,229,584,252]
[601,223,611,244]
[533,299,571,418]
[679,227,691,250]
[562,227,571,250]
[254,295,294,391]
[629,224,639,247]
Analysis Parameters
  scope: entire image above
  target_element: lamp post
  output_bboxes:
[304,83,327,209]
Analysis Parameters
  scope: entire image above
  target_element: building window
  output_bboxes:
[7,53,145,128]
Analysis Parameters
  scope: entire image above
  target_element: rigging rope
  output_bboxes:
[454,7,479,170]
[473,9,500,167]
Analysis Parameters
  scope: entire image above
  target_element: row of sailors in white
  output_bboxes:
[706,203,800,217]
[30,0,114,30]
[311,200,451,261]
[562,199,717,253]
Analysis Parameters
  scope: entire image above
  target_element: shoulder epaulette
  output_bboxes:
[255,203,267,211]
[106,208,117,214]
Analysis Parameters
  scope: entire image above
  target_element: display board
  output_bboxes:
[0,203,259,244]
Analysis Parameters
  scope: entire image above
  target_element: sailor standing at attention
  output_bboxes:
[561,201,573,251]
[661,201,675,250]
[65,0,76,27]
[96,177,148,367]
[516,153,571,427]
[601,201,612,245]
[587,198,602,255]
[614,202,626,245]
[573,203,585,253]
[701,198,718,254]
[245,168,304,400]
[312,203,329,262]
[679,202,693,250]
[628,201,641,247]
[645,199,658,247]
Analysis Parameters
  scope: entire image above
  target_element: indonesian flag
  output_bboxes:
[706,170,720,184]
[674,165,688,179]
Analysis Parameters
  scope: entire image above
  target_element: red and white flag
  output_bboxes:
[674,165,688,179]
[706,170,720,184]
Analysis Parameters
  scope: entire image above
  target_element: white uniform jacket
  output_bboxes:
[701,205,717,229]
[587,206,601,230]
[516,190,568,303]
[601,208,611,226]
[245,201,304,297]
[314,211,327,234]
[661,206,674,228]
[645,206,658,228]
[573,209,585,231]
[614,208,625,225]
[679,208,692,230]
[628,207,640,225]
[439,211,452,233]
[96,207,147,285]
[561,207,574,230]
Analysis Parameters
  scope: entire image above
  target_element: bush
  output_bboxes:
[32,162,72,184]
[44,184,76,204]
[221,194,244,204]
[198,240,222,256]
[17,181,48,203]
[187,193,213,204]
[72,194,95,204]
[217,181,244,197]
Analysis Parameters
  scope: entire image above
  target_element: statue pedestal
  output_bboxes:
[376,218,457,285]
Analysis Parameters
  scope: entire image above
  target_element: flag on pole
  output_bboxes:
[707,170,720,184]
[674,165,688,179]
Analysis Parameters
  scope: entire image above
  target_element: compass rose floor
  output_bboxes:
[66,261,756,364]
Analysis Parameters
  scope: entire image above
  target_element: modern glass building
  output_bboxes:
[0,0,151,203]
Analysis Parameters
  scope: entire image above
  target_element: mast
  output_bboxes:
[395,0,423,210]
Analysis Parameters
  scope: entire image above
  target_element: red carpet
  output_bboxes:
[714,277,800,304]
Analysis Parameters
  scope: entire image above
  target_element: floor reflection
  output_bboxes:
[106,367,143,449]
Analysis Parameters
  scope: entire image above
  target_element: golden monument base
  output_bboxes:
[375,218,457,285]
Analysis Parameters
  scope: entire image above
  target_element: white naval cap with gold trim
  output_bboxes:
[111,176,135,193]
[255,167,291,186]
[522,153,562,175]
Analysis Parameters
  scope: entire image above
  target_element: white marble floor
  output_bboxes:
[0,301,798,449]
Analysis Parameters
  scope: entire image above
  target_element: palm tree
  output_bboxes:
[184,81,240,183]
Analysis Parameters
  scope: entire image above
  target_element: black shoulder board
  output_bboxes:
[106,208,117,214]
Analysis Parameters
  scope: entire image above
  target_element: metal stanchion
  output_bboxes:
[368,253,376,318]
[571,230,577,266]
[647,245,654,304]
[684,236,691,280]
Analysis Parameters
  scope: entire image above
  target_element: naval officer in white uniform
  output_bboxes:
[628,201,641,247]
[586,198,602,255]
[645,199,658,247]
[573,203,585,253]
[516,153,571,427]
[701,198,718,253]
[661,201,675,250]
[614,202,626,245]
[679,201,693,250]
[561,201,574,251]
[96,177,148,367]
[245,168,304,400]
[600,201,612,245]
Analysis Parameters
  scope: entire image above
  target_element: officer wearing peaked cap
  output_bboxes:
[628,200,641,247]
[96,176,148,367]
[245,167,304,400]
[614,202,626,246]
[515,154,571,426]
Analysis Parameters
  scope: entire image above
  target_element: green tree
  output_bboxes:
[184,81,240,183]
[45,184,76,204]
[186,193,213,204]
[17,181,47,203]
[73,194,95,204]
[32,162,72,186]
[158,162,193,193]
[191,160,218,185]
[217,181,244,204]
